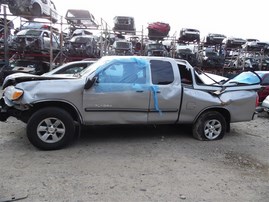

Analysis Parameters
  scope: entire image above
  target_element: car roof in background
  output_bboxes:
[43,60,95,75]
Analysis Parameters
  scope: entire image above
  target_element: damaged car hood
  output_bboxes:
[2,72,77,89]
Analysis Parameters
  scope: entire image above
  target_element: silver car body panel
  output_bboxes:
[1,56,261,125]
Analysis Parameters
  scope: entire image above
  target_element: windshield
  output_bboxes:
[17,30,42,36]
[148,44,164,50]
[8,60,39,70]
[79,57,113,77]
[115,41,131,49]
[70,36,93,43]
[205,51,218,57]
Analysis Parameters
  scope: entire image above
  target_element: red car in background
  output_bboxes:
[256,71,269,102]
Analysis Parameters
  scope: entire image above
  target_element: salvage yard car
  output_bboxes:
[0,0,58,23]
[261,95,269,114]
[9,29,60,52]
[196,50,225,68]
[109,40,133,56]
[0,56,261,150]
[112,16,136,34]
[0,59,50,84]
[143,42,168,57]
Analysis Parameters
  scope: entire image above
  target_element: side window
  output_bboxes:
[98,64,123,83]
[150,60,174,85]
[98,62,146,84]
[178,64,193,85]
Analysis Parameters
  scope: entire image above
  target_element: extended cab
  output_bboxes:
[0,56,261,150]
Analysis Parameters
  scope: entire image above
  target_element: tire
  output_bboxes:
[27,107,75,150]
[31,3,42,17]
[192,111,226,141]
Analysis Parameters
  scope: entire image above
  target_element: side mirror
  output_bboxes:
[84,77,97,90]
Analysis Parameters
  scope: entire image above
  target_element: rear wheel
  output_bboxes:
[27,107,75,150]
[192,111,226,141]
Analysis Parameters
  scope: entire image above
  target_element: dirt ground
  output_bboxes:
[0,112,268,202]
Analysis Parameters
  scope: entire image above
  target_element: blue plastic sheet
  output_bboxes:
[95,57,161,112]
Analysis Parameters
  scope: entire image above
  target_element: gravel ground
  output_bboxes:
[0,112,268,202]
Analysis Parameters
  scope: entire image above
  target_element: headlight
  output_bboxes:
[4,86,24,101]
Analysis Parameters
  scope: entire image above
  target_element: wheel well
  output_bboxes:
[24,101,82,124]
[196,108,231,131]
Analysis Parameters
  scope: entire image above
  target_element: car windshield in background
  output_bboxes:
[116,42,131,49]
[71,36,93,43]
[206,51,218,57]
[224,71,261,85]
[148,44,163,49]
[17,30,42,36]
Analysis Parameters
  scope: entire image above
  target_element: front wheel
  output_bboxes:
[192,111,226,141]
[27,107,75,150]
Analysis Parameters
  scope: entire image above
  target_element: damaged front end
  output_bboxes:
[0,85,29,122]
[0,73,77,123]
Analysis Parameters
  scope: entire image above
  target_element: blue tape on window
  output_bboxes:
[151,85,162,113]
[94,57,162,113]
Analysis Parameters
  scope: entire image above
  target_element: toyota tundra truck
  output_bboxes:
[0,56,261,150]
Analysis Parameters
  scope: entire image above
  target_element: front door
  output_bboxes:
[83,61,150,124]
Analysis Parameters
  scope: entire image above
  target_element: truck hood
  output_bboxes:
[2,72,77,89]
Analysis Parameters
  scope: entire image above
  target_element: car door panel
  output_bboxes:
[147,59,182,123]
[82,62,150,124]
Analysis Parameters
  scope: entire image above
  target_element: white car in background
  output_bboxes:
[0,0,58,23]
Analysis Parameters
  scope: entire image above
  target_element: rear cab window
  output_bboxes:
[177,64,193,85]
[150,60,174,85]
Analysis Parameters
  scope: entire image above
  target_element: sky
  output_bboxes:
[2,0,269,42]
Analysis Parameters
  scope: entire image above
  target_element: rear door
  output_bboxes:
[147,60,182,123]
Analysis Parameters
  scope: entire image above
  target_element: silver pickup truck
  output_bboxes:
[0,56,262,150]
